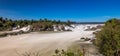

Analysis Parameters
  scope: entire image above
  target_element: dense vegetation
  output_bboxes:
[95,18,120,56]
[0,17,75,31]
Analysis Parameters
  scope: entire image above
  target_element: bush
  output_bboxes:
[53,49,83,56]
[95,19,120,56]
[0,33,7,37]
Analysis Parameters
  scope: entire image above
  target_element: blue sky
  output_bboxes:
[0,0,120,22]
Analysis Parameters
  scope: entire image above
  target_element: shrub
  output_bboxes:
[53,49,83,56]
[95,19,120,56]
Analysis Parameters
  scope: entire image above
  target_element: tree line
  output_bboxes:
[0,17,75,31]
[94,18,120,56]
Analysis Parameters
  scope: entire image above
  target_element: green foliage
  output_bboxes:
[19,49,83,56]
[0,33,7,37]
[0,17,74,31]
[53,49,83,56]
[95,18,120,56]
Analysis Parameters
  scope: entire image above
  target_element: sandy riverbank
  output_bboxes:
[0,30,94,56]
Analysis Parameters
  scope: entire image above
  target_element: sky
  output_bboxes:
[0,0,120,22]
